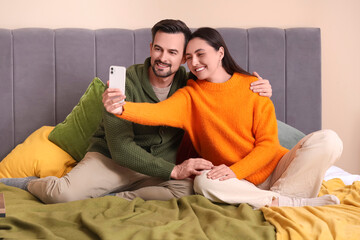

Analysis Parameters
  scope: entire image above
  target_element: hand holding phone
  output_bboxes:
[109,65,126,102]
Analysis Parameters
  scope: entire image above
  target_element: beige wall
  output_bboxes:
[1,0,359,173]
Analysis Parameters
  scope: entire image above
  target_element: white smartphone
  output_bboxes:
[109,65,126,102]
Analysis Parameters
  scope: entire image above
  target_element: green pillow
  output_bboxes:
[48,77,106,161]
[277,120,305,150]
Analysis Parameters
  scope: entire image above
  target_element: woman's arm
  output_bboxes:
[103,87,190,129]
[229,97,280,181]
[207,99,279,183]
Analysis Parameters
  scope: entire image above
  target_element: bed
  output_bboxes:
[1,27,360,239]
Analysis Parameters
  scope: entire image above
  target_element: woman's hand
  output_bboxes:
[250,72,272,97]
[206,164,236,181]
[102,87,126,115]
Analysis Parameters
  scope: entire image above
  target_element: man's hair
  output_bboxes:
[151,19,191,53]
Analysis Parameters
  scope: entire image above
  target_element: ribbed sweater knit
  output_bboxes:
[88,58,188,180]
[118,73,289,185]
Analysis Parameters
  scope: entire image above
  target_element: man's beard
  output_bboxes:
[152,60,174,78]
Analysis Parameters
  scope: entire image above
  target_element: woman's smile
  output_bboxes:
[195,66,206,72]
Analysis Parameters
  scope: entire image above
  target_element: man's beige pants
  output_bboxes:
[194,129,343,208]
[28,152,193,204]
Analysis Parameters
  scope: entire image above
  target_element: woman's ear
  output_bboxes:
[219,46,225,60]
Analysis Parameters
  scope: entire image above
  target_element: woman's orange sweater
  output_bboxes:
[118,73,289,185]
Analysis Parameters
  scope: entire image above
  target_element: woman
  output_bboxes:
[104,28,343,208]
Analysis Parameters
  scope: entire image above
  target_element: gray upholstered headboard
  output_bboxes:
[0,27,321,160]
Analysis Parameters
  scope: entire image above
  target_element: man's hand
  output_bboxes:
[206,164,236,181]
[102,87,126,115]
[250,72,272,97]
[171,158,213,180]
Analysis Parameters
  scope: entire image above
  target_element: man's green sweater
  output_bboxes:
[88,58,188,180]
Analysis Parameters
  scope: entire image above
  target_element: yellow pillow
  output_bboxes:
[0,126,77,178]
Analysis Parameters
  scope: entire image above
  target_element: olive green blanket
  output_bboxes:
[0,184,275,240]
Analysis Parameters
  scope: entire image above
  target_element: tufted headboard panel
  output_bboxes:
[0,27,321,160]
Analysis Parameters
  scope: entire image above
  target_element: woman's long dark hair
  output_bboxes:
[188,27,252,80]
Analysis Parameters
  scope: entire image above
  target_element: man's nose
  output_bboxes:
[159,52,168,62]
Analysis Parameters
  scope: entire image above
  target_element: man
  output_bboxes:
[9,19,272,203]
